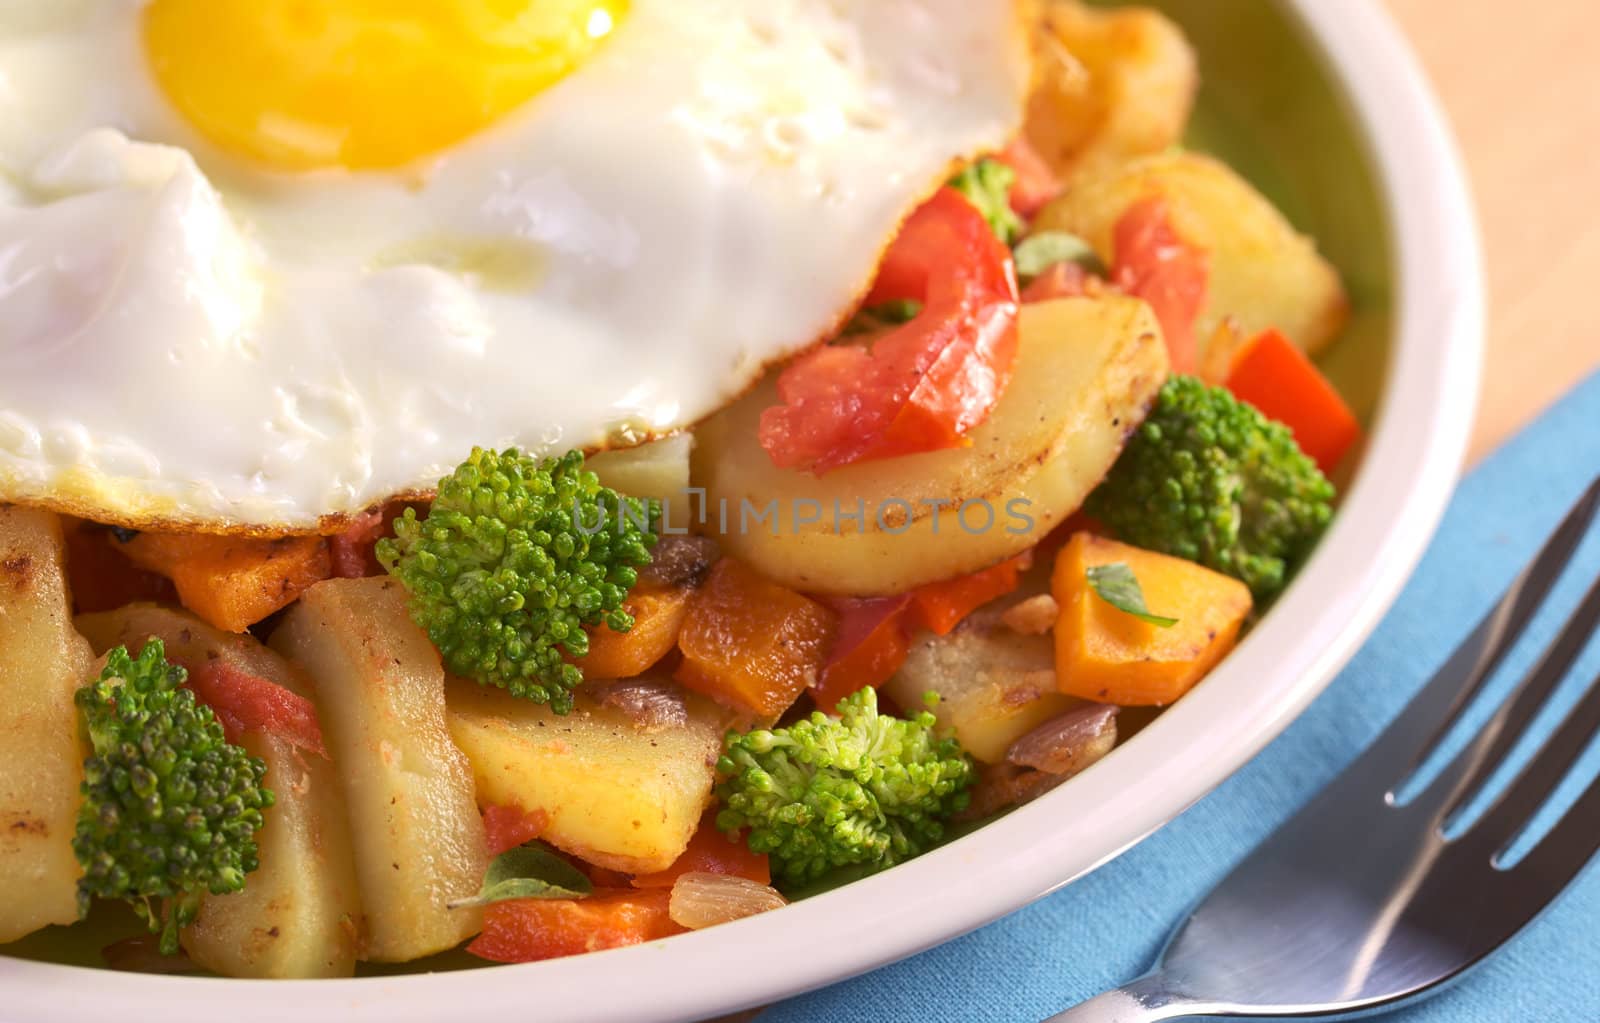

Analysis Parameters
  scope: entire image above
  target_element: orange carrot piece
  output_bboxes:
[908,552,1031,636]
[574,586,692,679]
[1051,533,1251,706]
[119,532,331,632]
[631,823,770,889]
[481,803,551,857]
[467,889,681,963]
[1225,328,1361,474]
[673,559,837,718]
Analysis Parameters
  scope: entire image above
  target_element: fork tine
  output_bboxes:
[1368,477,1600,788]
[1499,726,1600,889]
[1427,572,1600,820]
[1465,662,1600,854]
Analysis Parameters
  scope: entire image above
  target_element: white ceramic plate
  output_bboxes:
[0,1,1483,1020]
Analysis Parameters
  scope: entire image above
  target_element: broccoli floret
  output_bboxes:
[377,447,657,713]
[1087,375,1335,599]
[715,688,975,889]
[73,641,272,954]
[949,158,1023,244]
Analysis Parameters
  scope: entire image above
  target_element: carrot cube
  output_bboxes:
[1051,533,1251,706]
[673,558,836,719]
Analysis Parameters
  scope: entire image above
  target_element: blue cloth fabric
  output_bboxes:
[760,369,1600,1023]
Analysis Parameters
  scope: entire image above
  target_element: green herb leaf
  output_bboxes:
[447,841,593,910]
[1085,563,1179,628]
[1012,231,1106,279]
[948,159,1023,244]
[842,298,924,336]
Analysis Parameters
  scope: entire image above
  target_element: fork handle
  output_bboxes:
[1041,973,1210,1023]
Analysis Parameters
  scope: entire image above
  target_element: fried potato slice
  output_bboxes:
[270,578,489,962]
[0,508,93,943]
[77,604,362,978]
[692,296,1169,596]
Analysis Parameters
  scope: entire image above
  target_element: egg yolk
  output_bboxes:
[143,0,629,171]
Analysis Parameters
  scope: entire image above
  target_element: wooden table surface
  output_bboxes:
[1386,0,1600,462]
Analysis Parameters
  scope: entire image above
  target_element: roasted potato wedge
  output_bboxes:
[0,508,93,943]
[270,577,489,962]
[1034,151,1349,357]
[1024,1,1198,179]
[447,680,723,874]
[884,617,1083,765]
[692,296,1169,595]
[76,604,361,978]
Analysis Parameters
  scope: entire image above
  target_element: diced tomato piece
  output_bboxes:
[759,187,1021,473]
[1020,261,1090,303]
[1112,197,1209,375]
[329,509,386,579]
[909,552,1031,636]
[185,661,326,756]
[481,803,550,857]
[631,823,770,889]
[329,501,429,579]
[467,890,682,964]
[809,556,1034,707]
[998,137,1061,217]
[813,595,913,711]
[1224,328,1361,474]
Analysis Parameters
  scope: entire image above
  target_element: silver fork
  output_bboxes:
[1047,476,1600,1022]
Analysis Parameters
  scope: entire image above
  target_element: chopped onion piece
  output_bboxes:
[668,871,787,930]
[1000,593,1059,635]
[589,678,689,730]
[1007,704,1118,775]
[638,534,721,590]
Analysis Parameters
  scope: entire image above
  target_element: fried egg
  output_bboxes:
[0,0,1031,530]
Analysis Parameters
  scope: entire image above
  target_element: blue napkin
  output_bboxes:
[760,368,1600,1023]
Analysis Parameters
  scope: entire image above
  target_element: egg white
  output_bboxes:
[0,0,1031,530]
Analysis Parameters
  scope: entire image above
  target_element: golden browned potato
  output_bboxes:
[1024,1,1198,179]
[0,507,92,943]
[1033,151,1350,357]
[270,577,489,963]
[76,604,361,978]
[691,296,1169,596]
[447,680,723,874]
[884,617,1083,765]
